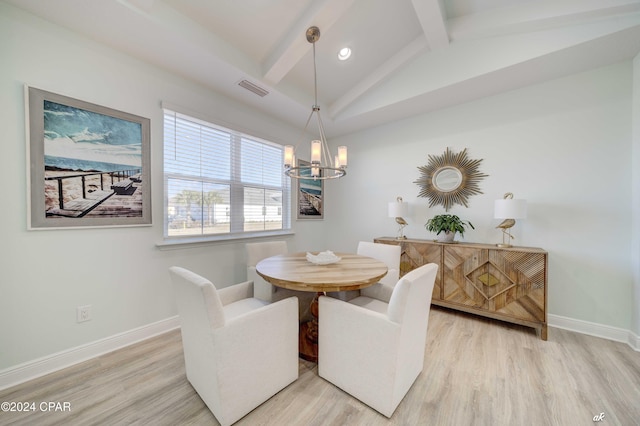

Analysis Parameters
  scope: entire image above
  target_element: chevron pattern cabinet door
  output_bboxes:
[443,246,546,322]
[402,240,442,300]
[374,237,442,300]
[375,237,548,340]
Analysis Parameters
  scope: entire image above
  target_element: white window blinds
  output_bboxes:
[163,109,290,240]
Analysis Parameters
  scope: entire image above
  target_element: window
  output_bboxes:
[163,109,290,241]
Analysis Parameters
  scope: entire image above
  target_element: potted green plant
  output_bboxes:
[425,214,474,243]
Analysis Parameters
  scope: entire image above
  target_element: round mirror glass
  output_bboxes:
[433,167,463,192]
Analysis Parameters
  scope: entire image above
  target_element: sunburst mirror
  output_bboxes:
[414,147,488,211]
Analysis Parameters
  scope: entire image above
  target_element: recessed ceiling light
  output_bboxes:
[338,47,351,61]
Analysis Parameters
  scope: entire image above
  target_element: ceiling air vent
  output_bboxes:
[237,79,269,97]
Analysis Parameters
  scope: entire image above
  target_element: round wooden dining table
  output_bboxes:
[256,252,388,362]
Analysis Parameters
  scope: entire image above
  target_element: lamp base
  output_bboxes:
[497,228,514,248]
[395,223,408,240]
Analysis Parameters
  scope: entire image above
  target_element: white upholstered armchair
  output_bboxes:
[328,241,401,302]
[246,241,288,302]
[356,241,401,302]
[169,266,299,426]
[318,263,439,418]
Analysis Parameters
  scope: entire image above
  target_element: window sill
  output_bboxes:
[156,229,294,250]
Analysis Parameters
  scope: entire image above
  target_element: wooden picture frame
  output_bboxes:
[296,160,324,219]
[26,87,151,229]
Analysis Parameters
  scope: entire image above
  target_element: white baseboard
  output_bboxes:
[630,332,640,351]
[0,316,180,391]
[548,314,640,351]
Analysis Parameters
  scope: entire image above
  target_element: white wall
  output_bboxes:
[633,53,640,337]
[326,62,636,332]
[0,4,328,371]
[1,3,637,375]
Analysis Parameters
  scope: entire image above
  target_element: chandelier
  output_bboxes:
[284,26,347,180]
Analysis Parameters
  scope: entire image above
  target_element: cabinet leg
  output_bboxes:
[541,324,548,341]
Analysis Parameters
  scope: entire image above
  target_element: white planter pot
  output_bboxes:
[437,231,456,243]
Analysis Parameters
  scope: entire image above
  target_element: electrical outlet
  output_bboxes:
[77,305,92,323]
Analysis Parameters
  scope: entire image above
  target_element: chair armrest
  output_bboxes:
[218,280,254,306]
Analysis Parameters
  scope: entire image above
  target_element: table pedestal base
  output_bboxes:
[299,321,318,362]
[298,292,320,362]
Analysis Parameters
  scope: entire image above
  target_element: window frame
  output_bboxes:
[161,107,292,246]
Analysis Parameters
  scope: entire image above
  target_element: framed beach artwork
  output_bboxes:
[26,87,151,229]
[296,160,324,219]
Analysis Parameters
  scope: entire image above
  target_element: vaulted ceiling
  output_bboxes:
[7,0,640,136]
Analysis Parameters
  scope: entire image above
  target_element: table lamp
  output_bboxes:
[388,196,409,240]
[494,192,527,247]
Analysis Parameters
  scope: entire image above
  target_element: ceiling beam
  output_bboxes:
[116,0,155,14]
[411,0,449,50]
[330,36,428,118]
[261,0,357,86]
[448,0,640,41]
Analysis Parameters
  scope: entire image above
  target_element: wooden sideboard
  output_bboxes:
[375,237,548,340]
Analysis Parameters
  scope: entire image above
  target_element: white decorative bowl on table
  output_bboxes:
[306,250,341,265]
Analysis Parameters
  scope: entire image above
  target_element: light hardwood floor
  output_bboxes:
[1,307,639,425]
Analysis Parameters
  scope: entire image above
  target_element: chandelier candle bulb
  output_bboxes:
[311,140,322,164]
[335,155,341,169]
[284,145,294,167]
[338,146,348,167]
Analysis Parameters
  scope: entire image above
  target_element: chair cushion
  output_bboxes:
[223,297,269,320]
[348,296,388,314]
[359,282,394,303]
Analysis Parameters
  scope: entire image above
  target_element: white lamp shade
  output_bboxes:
[494,198,527,219]
[388,200,409,218]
